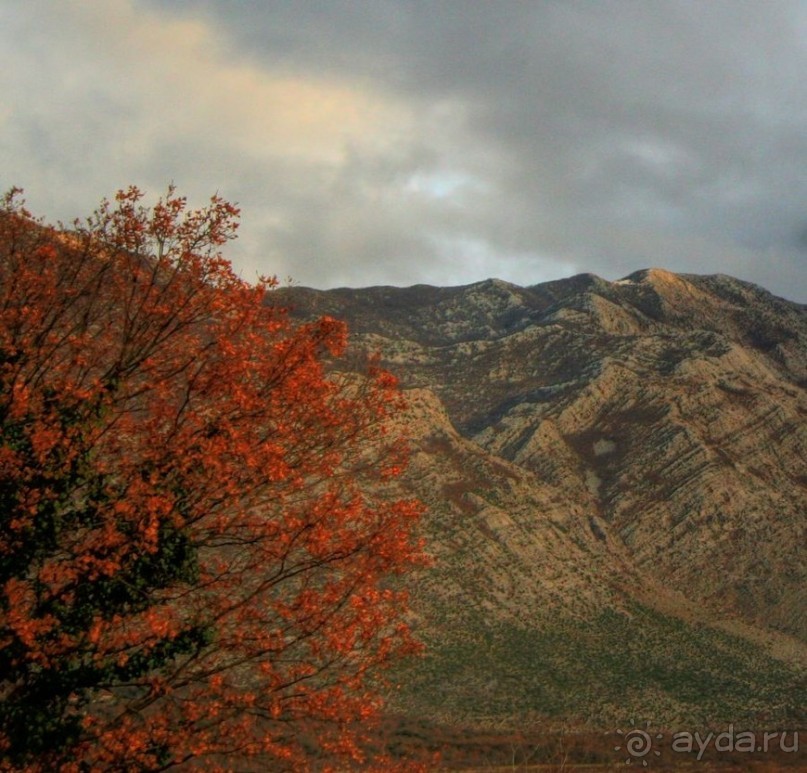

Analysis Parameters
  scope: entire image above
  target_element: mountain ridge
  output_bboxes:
[275,268,806,730]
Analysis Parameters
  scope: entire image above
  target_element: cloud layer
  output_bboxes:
[2,0,806,300]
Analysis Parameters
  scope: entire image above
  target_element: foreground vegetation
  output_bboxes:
[0,187,424,770]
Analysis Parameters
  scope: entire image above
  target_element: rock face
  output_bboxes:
[277,269,807,729]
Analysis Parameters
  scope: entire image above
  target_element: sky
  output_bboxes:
[1,1,806,301]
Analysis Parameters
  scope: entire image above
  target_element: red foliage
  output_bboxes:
[0,187,425,771]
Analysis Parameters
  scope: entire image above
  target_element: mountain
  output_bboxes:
[276,269,806,735]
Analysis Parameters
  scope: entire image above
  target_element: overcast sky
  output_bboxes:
[2,1,806,301]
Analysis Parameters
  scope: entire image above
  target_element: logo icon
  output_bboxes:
[613,720,663,766]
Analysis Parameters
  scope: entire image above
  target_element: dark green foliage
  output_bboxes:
[0,394,207,764]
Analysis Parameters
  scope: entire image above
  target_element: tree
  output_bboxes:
[0,187,424,771]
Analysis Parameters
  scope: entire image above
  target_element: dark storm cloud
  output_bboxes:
[4,1,807,299]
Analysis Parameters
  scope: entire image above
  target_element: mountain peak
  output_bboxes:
[622,267,680,285]
[280,268,807,729]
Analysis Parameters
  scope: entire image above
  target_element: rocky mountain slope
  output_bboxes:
[277,268,806,731]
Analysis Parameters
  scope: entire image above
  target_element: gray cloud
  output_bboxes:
[2,0,806,300]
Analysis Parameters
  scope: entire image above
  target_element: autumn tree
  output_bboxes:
[0,187,424,771]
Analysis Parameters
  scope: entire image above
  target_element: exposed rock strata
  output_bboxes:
[277,269,806,727]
